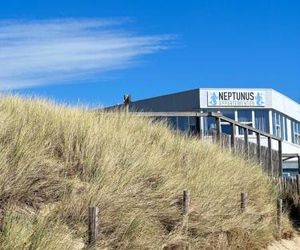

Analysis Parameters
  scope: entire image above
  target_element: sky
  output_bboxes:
[0,0,299,107]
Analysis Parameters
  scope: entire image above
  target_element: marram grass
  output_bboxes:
[0,96,293,249]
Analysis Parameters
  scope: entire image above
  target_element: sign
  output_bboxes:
[207,91,265,107]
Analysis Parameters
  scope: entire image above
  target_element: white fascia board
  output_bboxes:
[270,89,300,122]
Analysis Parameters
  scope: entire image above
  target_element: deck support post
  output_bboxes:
[278,140,283,177]
[256,133,261,164]
[244,128,249,158]
[268,137,273,176]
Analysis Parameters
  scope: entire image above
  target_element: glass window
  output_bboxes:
[201,109,216,134]
[237,110,253,135]
[219,110,235,135]
[177,117,189,131]
[222,124,233,134]
[188,117,197,133]
[255,110,269,133]
[203,117,216,134]
[273,111,287,140]
[292,120,300,145]
[202,109,235,135]
[167,117,177,129]
[220,110,235,120]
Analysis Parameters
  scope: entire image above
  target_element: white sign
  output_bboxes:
[207,91,265,107]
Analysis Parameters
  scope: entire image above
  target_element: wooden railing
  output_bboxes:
[133,111,283,177]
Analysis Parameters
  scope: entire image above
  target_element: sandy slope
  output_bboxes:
[268,237,300,250]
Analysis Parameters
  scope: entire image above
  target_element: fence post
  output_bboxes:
[277,199,283,239]
[182,190,190,232]
[183,190,190,216]
[278,177,282,193]
[241,192,248,213]
[88,207,99,247]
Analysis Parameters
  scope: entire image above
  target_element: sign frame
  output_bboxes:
[207,91,265,107]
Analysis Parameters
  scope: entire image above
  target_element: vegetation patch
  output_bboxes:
[0,96,293,249]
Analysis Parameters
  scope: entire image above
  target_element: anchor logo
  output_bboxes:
[210,92,218,106]
[255,92,264,106]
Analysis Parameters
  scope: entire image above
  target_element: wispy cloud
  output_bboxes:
[0,18,173,89]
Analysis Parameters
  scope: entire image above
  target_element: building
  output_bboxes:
[127,88,300,175]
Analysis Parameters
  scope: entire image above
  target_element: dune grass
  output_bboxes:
[0,96,293,249]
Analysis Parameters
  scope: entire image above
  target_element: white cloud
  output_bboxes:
[0,18,173,89]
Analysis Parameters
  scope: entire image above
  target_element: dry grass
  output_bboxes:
[0,96,293,249]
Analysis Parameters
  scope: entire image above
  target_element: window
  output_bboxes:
[202,109,236,135]
[292,120,300,145]
[272,111,287,140]
[167,116,190,132]
[201,109,216,134]
[177,117,189,131]
[167,117,177,129]
[202,117,216,135]
[255,110,269,133]
[237,110,253,135]
[220,110,235,120]
[188,117,197,133]
[219,110,235,135]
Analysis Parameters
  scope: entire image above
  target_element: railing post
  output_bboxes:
[268,137,273,176]
[88,207,99,247]
[244,128,249,158]
[298,155,300,175]
[297,174,300,195]
[278,140,283,177]
[256,133,261,164]
[231,124,235,152]
[215,117,222,144]
[196,116,201,138]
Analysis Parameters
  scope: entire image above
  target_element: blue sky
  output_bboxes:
[0,0,299,107]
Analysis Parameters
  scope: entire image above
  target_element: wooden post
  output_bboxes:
[297,175,300,195]
[268,137,273,176]
[244,128,249,158]
[216,117,222,144]
[278,177,282,193]
[277,199,283,239]
[182,190,190,233]
[241,192,248,213]
[298,156,300,175]
[278,140,283,177]
[256,133,261,164]
[196,116,201,138]
[183,190,190,216]
[88,207,99,247]
[231,124,235,152]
